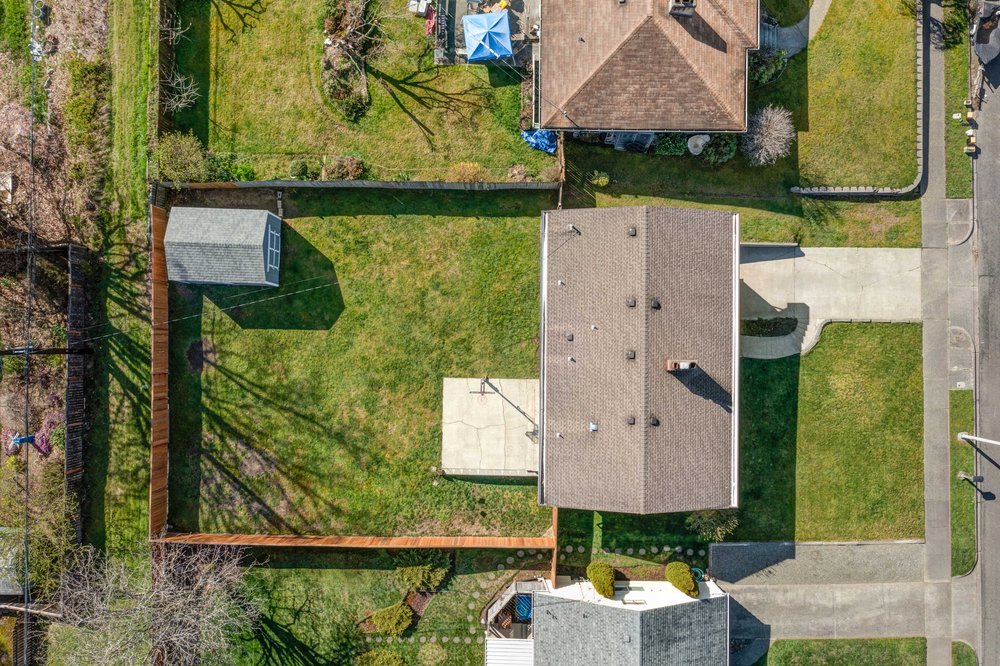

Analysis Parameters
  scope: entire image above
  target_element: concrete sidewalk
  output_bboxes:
[739,246,922,359]
[710,542,926,586]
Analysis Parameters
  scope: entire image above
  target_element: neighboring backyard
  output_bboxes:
[736,323,924,542]
[565,0,918,221]
[167,189,554,537]
[172,0,556,180]
[755,639,928,665]
[944,0,973,199]
[951,389,976,576]
[231,548,549,664]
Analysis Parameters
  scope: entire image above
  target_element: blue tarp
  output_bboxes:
[513,594,532,621]
[462,10,513,62]
[521,129,557,154]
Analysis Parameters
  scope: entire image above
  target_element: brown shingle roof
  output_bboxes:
[539,207,739,514]
[539,0,759,131]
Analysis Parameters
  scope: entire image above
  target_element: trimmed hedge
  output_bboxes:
[586,561,615,599]
[665,561,699,598]
[369,603,413,637]
[356,648,407,666]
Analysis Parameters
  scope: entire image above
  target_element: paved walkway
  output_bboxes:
[739,246,922,359]
[760,0,834,56]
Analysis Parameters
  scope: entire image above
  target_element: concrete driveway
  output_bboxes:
[740,245,923,358]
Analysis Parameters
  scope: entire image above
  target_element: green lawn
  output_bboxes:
[756,639,927,665]
[944,0,973,199]
[168,189,554,536]
[736,324,924,541]
[172,0,555,181]
[951,390,976,575]
[791,0,916,187]
[566,144,922,247]
[232,548,547,664]
[952,641,978,666]
[557,509,708,576]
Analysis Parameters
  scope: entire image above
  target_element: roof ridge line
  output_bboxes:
[654,19,742,126]
[548,16,656,127]
[702,0,753,46]
[641,207,652,514]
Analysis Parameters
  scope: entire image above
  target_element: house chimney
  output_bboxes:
[669,0,696,17]
[666,359,697,372]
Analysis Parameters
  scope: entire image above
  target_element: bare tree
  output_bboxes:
[161,67,200,113]
[159,14,190,45]
[741,105,796,167]
[56,542,260,665]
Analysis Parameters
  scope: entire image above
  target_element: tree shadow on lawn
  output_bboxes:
[286,188,557,221]
[166,227,358,533]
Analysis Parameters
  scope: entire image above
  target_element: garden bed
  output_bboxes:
[171,0,557,181]
[166,189,554,537]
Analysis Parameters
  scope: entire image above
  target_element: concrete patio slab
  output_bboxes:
[440,377,539,477]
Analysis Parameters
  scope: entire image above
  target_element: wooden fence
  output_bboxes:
[64,245,87,543]
[146,204,559,576]
[149,206,170,537]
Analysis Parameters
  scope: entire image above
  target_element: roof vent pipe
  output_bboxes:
[669,0,696,17]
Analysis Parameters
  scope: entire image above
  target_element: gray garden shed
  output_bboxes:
[164,207,281,286]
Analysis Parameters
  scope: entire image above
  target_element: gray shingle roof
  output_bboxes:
[165,207,280,286]
[532,589,729,666]
[539,207,739,514]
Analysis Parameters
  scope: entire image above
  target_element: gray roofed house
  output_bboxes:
[532,581,730,666]
[483,577,730,666]
[165,207,282,286]
[539,207,739,514]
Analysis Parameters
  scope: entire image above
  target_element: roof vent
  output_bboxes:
[558,279,566,286]
[651,299,661,310]
[666,359,698,372]
[650,416,660,426]
[589,422,599,432]
[627,227,637,237]
[669,0,696,17]
[627,416,636,425]
[626,350,636,360]
[566,333,574,341]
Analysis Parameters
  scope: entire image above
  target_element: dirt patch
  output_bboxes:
[404,590,434,619]
[235,439,276,479]
[168,188,278,213]
[185,339,216,373]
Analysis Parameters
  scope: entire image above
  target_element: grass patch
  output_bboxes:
[80,0,154,557]
[756,639,927,665]
[736,324,924,541]
[0,0,28,54]
[234,548,546,664]
[944,0,973,199]
[565,144,922,247]
[952,641,978,666]
[763,0,811,26]
[172,0,555,180]
[167,189,554,537]
[951,389,976,575]
[792,0,916,187]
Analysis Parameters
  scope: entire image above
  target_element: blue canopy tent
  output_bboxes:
[462,10,513,62]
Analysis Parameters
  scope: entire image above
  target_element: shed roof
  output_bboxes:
[539,0,758,131]
[164,207,278,285]
[539,207,739,514]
